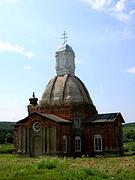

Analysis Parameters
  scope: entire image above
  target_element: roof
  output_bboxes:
[56,43,74,53]
[92,113,125,123]
[39,74,94,107]
[41,113,71,123]
[17,112,71,124]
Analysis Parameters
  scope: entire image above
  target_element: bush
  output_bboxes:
[0,122,15,144]
[37,159,57,169]
[6,133,13,143]
[0,144,14,154]
[63,168,108,179]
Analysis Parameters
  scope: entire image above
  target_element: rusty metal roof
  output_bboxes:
[92,112,125,123]
[41,113,71,123]
[17,112,71,124]
[40,74,94,107]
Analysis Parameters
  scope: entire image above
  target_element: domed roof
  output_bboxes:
[39,74,94,107]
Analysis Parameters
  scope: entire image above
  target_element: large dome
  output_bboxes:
[39,74,93,107]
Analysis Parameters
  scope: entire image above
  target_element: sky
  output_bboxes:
[0,0,135,123]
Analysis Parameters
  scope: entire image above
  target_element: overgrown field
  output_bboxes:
[0,154,135,180]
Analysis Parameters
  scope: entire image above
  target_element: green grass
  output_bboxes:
[0,144,14,154]
[0,154,135,180]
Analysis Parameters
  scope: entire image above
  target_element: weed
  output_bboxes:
[0,144,13,154]
[0,153,135,179]
[37,159,57,169]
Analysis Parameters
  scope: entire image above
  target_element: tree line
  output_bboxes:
[0,122,15,144]
[123,123,135,142]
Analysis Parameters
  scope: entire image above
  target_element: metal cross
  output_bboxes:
[61,31,68,44]
[33,92,35,98]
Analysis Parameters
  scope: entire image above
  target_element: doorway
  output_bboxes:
[33,136,42,157]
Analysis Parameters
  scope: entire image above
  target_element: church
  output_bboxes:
[14,34,125,157]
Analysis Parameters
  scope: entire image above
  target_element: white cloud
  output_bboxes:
[126,66,135,74]
[81,0,135,23]
[0,111,22,121]
[130,9,135,15]
[114,12,130,23]
[24,65,32,70]
[0,39,34,58]
[110,0,131,23]
[113,0,126,13]
[81,0,135,39]
[0,0,21,3]
[82,0,112,11]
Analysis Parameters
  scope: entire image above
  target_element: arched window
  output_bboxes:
[75,136,81,152]
[94,134,102,152]
[63,136,67,153]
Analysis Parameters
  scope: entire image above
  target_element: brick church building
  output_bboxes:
[14,38,125,157]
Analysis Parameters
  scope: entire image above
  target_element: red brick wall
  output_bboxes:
[39,104,97,121]
[84,121,123,155]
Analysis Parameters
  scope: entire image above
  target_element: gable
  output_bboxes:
[16,112,71,125]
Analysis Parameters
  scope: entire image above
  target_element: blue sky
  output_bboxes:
[0,0,135,122]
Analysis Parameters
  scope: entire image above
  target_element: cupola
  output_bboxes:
[55,31,75,76]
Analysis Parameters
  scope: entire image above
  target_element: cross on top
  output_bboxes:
[61,31,68,44]
[33,92,35,98]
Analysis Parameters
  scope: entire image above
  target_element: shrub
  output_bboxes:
[63,167,108,179]
[37,159,57,169]
[0,144,14,154]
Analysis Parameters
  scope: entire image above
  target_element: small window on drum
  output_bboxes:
[73,111,82,128]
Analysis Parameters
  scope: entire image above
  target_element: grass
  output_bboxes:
[0,144,13,154]
[0,154,135,179]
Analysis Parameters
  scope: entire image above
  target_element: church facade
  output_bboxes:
[14,41,125,157]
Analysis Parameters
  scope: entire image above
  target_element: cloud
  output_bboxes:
[80,0,135,39]
[110,0,131,23]
[130,9,135,15]
[0,39,34,58]
[82,0,112,11]
[113,0,126,13]
[81,0,135,23]
[126,66,135,74]
[0,110,22,121]
[0,0,21,3]
[24,65,32,70]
